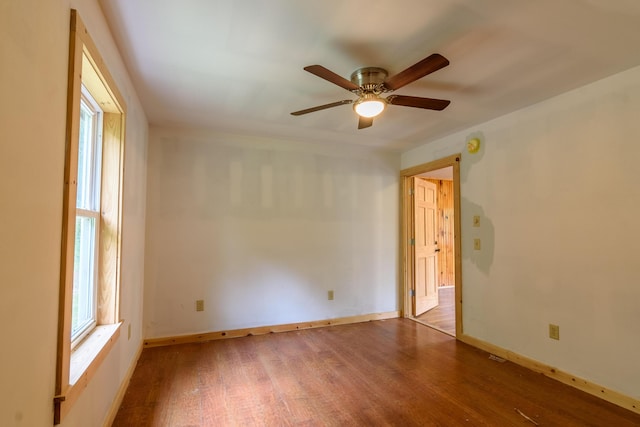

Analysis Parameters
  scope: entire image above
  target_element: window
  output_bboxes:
[72,88,103,345]
[55,9,126,424]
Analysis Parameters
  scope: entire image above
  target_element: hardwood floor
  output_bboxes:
[113,319,640,426]
[416,286,455,335]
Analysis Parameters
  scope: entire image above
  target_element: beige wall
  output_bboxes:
[0,1,148,426]
[402,65,640,399]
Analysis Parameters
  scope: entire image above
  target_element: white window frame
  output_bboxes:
[71,87,103,346]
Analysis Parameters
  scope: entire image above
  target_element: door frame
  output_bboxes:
[400,154,463,337]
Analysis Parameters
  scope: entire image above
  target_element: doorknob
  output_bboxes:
[434,248,440,252]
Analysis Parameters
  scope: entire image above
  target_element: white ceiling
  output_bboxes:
[99,0,640,151]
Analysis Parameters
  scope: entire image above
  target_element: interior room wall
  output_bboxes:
[144,129,399,338]
[0,1,148,426]
[401,65,640,399]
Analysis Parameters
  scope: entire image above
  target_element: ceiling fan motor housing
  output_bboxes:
[350,67,388,92]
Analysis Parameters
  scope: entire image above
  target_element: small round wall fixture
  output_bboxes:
[467,137,480,154]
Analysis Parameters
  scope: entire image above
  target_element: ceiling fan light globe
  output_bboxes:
[354,99,385,118]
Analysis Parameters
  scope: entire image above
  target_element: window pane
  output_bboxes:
[72,215,96,340]
[77,99,94,210]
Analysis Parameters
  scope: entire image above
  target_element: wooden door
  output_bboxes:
[413,177,439,316]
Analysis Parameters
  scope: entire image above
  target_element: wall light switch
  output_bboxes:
[473,215,480,227]
[473,239,481,250]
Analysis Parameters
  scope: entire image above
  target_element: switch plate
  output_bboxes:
[196,300,204,312]
[473,215,480,227]
[473,239,481,250]
[328,290,334,300]
[549,324,560,340]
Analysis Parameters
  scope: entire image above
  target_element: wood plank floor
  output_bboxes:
[113,319,640,426]
[416,286,455,335]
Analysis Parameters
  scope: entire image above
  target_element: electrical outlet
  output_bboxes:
[473,215,480,227]
[473,238,481,250]
[328,290,334,300]
[549,324,560,340]
[196,300,204,312]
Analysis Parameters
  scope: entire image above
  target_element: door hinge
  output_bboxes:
[410,238,415,245]
[409,188,414,196]
[410,289,416,297]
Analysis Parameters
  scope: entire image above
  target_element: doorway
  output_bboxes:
[401,154,462,337]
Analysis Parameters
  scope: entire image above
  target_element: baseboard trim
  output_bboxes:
[102,342,144,427]
[458,333,640,415]
[143,311,401,348]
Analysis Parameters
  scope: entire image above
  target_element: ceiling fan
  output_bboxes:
[291,53,451,129]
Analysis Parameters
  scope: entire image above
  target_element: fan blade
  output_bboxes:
[291,99,353,116]
[304,65,360,91]
[358,116,373,129]
[387,95,450,111]
[383,53,449,91]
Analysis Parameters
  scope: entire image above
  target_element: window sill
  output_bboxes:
[69,323,121,384]
[55,323,121,423]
